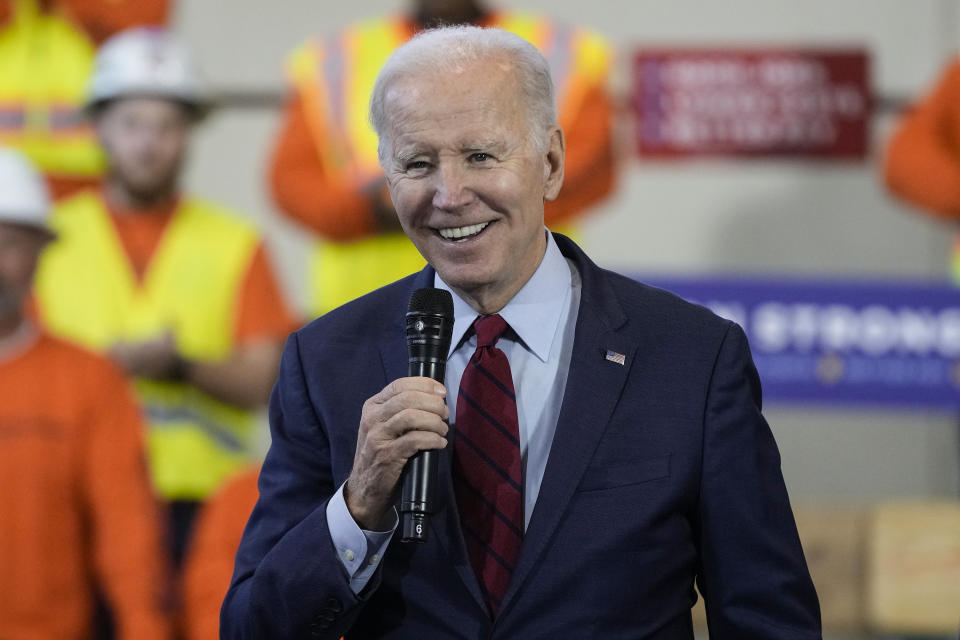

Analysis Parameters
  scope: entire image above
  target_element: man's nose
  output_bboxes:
[431,162,473,211]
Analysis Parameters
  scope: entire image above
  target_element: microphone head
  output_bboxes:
[406,288,455,378]
[408,287,453,317]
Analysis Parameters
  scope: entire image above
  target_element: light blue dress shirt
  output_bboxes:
[326,230,581,593]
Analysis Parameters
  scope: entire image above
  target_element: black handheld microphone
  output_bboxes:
[401,287,454,543]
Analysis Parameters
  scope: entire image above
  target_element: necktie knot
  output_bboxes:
[473,314,509,348]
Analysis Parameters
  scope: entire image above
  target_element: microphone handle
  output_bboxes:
[400,358,446,543]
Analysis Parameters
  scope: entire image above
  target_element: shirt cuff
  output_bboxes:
[326,482,397,594]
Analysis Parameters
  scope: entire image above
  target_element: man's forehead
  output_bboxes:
[392,133,510,157]
[99,96,194,120]
[384,79,524,137]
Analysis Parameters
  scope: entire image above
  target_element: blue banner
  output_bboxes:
[637,275,960,410]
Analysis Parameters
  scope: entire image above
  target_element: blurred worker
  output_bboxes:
[180,467,259,640]
[883,57,960,282]
[0,0,170,200]
[32,28,296,567]
[271,0,615,315]
[0,147,172,639]
[883,58,960,498]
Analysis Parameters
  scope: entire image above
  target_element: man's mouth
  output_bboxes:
[436,221,490,241]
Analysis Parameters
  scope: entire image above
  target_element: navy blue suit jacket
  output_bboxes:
[221,234,821,639]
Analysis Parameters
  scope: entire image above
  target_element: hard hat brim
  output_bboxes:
[85,93,212,122]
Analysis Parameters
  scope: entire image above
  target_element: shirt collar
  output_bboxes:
[435,230,572,362]
[0,318,39,366]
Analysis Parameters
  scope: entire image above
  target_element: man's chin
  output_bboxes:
[120,179,178,203]
[0,292,23,319]
[433,266,500,300]
[431,260,488,288]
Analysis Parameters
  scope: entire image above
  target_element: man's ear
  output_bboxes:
[543,126,565,202]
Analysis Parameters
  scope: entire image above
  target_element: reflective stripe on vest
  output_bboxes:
[952,236,960,284]
[34,191,259,500]
[288,13,611,315]
[0,0,105,178]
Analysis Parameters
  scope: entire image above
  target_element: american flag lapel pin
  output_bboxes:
[604,349,626,366]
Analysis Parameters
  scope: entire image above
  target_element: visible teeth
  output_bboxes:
[438,222,489,240]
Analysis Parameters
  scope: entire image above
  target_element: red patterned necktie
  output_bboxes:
[453,314,523,617]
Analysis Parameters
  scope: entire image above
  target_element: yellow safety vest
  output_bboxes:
[34,191,259,501]
[287,12,611,315]
[0,0,105,180]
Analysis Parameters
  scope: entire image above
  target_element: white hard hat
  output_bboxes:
[0,148,53,236]
[87,27,208,111]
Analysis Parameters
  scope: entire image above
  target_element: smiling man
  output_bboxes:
[222,27,821,639]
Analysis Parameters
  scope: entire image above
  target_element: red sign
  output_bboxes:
[634,49,871,159]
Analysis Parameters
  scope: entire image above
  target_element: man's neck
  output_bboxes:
[0,312,22,339]
[451,286,510,315]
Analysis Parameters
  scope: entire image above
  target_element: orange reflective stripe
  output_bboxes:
[0,105,26,130]
[295,41,350,179]
[47,105,87,132]
[542,22,574,109]
[339,27,369,176]
[322,32,356,172]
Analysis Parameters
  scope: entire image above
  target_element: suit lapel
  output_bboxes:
[498,235,638,617]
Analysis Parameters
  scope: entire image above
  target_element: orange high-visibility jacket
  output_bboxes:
[0,329,172,639]
[181,467,260,640]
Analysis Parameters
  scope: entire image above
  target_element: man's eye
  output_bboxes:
[406,160,430,172]
[469,153,491,163]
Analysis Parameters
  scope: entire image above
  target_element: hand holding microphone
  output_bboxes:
[343,288,453,538]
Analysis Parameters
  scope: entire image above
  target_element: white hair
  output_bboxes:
[369,25,557,159]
